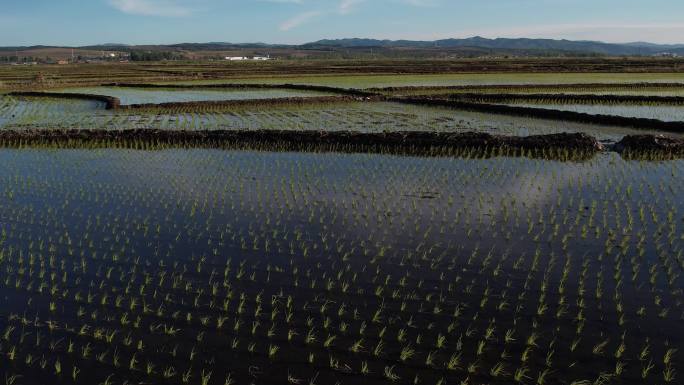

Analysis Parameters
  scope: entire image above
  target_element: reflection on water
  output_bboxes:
[1,95,678,142]
[0,149,681,383]
[507,102,684,122]
[53,86,334,105]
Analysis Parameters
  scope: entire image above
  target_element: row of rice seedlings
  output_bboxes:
[0,149,681,384]
[0,139,599,162]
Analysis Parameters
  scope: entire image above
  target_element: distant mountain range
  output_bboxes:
[301,37,684,55]
[3,37,684,58]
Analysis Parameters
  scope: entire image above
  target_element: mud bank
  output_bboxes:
[2,128,682,159]
[449,93,684,105]
[372,82,684,94]
[102,82,379,97]
[615,134,684,157]
[118,95,379,110]
[0,129,601,158]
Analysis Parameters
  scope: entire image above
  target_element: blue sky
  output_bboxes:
[2,0,684,46]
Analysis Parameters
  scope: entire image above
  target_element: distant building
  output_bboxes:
[57,60,69,65]
[654,52,679,58]
[225,56,272,61]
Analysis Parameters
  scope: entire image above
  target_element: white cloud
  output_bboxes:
[398,0,438,6]
[276,0,440,33]
[107,0,193,17]
[274,0,370,31]
[276,0,364,32]
[338,0,365,14]
[279,11,323,31]
[258,0,304,3]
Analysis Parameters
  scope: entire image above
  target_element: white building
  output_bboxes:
[225,56,272,61]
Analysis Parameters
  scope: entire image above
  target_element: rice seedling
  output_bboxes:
[384,366,401,382]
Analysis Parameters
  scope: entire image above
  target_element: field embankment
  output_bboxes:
[103,82,379,97]
[0,129,601,157]
[448,93,684,105]
[615,134,684,157]
[118,95,379,110]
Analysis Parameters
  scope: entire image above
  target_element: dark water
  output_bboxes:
[0,149,682,385]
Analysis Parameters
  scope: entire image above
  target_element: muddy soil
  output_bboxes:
[615,134,684,155]
[103,82,379,97]
[450,93,684,105]
[371,82,684,93]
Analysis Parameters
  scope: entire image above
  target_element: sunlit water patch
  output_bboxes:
[0,94,105,128]
[506,102,684,122]
[52,86,335,105]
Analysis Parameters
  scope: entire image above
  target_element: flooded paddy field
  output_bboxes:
[50,86,336,105]
[1,68,683,385]
[159,72,684,89]
[387,85,684,98]
[0,148,682,385]
[0,95,680,144]
[501,102,684,123]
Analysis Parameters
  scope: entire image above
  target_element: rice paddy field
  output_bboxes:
[2,95,676,142]
[504,103,684,123]
[0,61,683,385]
[386,85,684,98]
[50,87,335,106]
[161,73,684,89]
